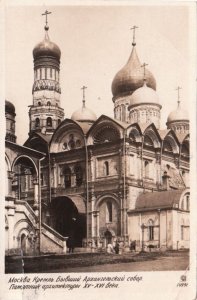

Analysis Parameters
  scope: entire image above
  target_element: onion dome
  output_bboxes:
[167,103,188,123]
[33,27,61,61]
[71,106,97,123]
[129,81,160,108]
[5,100,15,115]
[111,46,156,99]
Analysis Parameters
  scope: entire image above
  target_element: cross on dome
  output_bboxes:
[141,62,148,82]
[42,10,51,31]
[130,25,138,46]
[81,85,87,107]
[176,86,182,107]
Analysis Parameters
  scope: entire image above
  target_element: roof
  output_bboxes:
[133,190,185,211]
[175,132,189,144]
[74,121,93,134]
[35,132,52,144]
[158,129,171,140]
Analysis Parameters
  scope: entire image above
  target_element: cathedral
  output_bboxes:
[5,13,190,256]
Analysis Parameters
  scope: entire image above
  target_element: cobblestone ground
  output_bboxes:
[5,250,189,273]
[62,255,189,273]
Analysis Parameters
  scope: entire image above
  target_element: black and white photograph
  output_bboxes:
[2,1,196,299]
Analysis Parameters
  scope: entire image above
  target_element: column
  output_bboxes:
[7,171,14,196]
[91,192,96,238]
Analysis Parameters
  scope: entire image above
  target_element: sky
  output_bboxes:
[5,2,196,144]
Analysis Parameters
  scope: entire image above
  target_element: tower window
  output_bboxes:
[58,119,61,125]
[46,117,52,127]
[35,118,40,128]
[47,101,51,106]
[40,69,42,79]
[38,101,41,106]
[104,161,109,176]
[45,68,47,79]
[50,68,52,78]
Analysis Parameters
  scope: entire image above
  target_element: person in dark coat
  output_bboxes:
[114,241,120,254]
[67,236,75,253]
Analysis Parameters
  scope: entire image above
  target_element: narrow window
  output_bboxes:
[50,68,52,78]
[104,161,109,176]
[46,117,52,127]
[40,69,42,79]
[63,167,71,188]
[35,118,40,128]
[186,195,189,211]
[148,219,154,241]
[181,225,184,240]
[75,166,83,187]
[106,201,113,222]
[47,101,51,106]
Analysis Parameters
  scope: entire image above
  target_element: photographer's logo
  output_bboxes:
[177,275,188,287]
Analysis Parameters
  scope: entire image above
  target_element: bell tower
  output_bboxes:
[29,10,64,135]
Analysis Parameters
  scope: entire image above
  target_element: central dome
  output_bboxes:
[129,82,160,107]
[33,31,61,60]
[71,106,97,123]
[111,46,156,99]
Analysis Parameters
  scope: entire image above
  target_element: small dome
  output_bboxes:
[33,32,61,60]
[5,100,15,115]
[129,82,160,107]
[167,105,188,123]
[111,46,156,99]
[71,106,97,123]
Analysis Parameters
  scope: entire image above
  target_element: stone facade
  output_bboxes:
[5,22,190,255]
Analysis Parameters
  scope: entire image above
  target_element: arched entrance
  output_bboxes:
[12,155,38,204]
[21,233,27,255]
[104,229,112,244]
[50,196,86,247]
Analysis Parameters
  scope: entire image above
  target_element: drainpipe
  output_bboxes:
[141,136,144,187]
[48,144,52,204]
[84,134,89,244]
[123,129,126,238]
[160,140,163,189]
[38,156,45,255]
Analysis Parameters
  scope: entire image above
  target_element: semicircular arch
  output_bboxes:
[163,135,179,154]
[12,155,38,176]
[95,193,120,211]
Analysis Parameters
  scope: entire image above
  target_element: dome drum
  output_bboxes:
[34,57,60,69]
[128,101,162,110]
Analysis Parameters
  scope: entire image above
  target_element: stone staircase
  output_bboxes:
[7,199,67,255]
